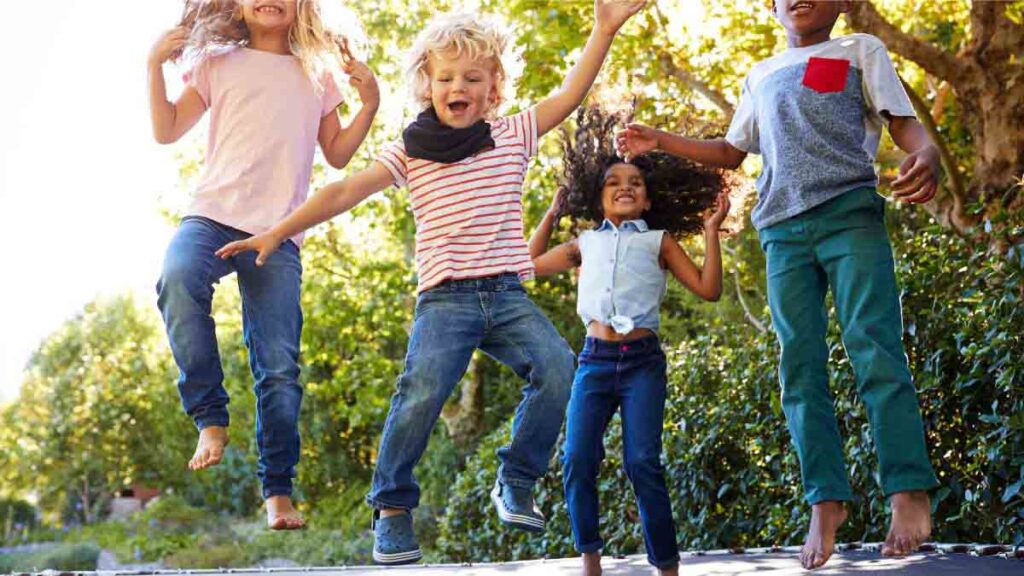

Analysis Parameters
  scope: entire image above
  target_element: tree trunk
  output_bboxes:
[847,1,1024,242]
[440,355,486,458]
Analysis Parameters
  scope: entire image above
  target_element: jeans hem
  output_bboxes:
[649,554,680,570]
[882,477,940,498]
[576,541,603,554]
[499,476,535,490]
[805,490,854,505]
[195,415,230,430]
[262,486,293,499]
[366,495,414,511]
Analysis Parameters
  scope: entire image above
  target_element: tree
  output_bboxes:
[846,0,1024,239]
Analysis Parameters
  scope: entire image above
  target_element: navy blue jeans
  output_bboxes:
[156,216,303,499]
[367,273,575,510]
[563,336,679,569]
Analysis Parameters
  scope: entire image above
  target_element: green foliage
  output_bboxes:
[0,543,100,572]
[0,498,38,542]
[438,211,1024,558]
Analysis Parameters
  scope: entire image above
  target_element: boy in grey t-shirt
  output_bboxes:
[620,0,939,570]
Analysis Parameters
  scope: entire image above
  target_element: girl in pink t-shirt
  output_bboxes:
[147,0,379,529]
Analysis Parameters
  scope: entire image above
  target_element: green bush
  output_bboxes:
[0,543,100,571]
[436,210,1024,560]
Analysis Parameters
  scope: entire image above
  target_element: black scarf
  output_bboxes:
[402,106,494,164]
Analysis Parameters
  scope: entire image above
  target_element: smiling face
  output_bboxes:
[426,48,499,128]
[772,0,848,43]
[241,0,297,35]
[600,163,651,223]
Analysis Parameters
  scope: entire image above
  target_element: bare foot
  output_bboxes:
[267,495,306,530]
[882,491,931,557]
[660,563,679,576]
[188,426,228,470]
[800,500,847,570]
[582,552,601,576]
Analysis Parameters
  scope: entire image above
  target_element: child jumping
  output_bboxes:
[530,106,730,576]
[149,0,379,529]
[216,0,647,563]
[619,0,939,569]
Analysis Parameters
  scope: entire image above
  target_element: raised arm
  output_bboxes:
[148,27,207,144]
[318,40,381,169]
[617,124,747,169]
[215,161,395,264]
[534,0,647,136]
[529,186,581,276]
[660,191,730,301]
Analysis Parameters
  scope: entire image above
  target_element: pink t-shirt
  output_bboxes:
[187,47,343,246]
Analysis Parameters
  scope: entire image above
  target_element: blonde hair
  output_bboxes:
[177,0,351,89]
[405,12,522,116]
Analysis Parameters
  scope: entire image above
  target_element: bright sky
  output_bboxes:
[0,1,186,401]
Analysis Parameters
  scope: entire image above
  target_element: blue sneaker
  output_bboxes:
[372,510,422,565]
[490,480,545,533]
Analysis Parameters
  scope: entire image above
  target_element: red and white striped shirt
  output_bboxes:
[375,108,539,293]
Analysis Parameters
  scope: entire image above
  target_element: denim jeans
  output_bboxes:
[156,216,304,499]
[760,188,938,503]
[367,273,575,510]
[562,335,679,569]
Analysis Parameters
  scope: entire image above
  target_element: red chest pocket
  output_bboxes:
[802,57,850,93]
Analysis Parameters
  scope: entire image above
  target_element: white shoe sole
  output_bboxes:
[490,484,545,532]
[373,547,422,565]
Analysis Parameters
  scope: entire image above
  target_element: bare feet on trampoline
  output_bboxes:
[188,426,228,470]
[267,495,306,530]
[882,490,931,557]
[800,500,847,570]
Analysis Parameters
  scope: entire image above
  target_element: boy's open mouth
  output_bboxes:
[448,100,470,113]
[790,1,815,15]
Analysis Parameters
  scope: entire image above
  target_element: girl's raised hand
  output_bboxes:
[548,186,569,219]
[149,27,189,66]
[215,233,283,266]
[595,0,648,36]
[338,37,380,108]
[704,191,731,231]
[616,123,659,162]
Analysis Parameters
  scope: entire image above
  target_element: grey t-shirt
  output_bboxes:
[726,34,915,230]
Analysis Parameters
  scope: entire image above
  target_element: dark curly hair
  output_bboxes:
[559,106,728,236]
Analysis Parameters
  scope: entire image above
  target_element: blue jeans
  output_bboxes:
[563,336,679,569]
[367,273,575,510]
[156,216,304,499]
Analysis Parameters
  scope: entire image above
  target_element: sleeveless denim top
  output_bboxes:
[577,219,667,334]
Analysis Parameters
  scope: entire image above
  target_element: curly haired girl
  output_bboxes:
[529,106,731,575]
[148,0,379,529]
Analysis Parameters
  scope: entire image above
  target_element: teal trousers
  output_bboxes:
[759,188,938,504]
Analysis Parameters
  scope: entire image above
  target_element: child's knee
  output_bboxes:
[623,452,663,483]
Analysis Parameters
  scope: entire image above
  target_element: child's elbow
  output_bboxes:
[702,287,723,302]
[153,132,176,145]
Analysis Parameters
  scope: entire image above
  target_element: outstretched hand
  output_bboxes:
[595,0,648,36]
[616,123,660,161]
[215,233,283,266]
